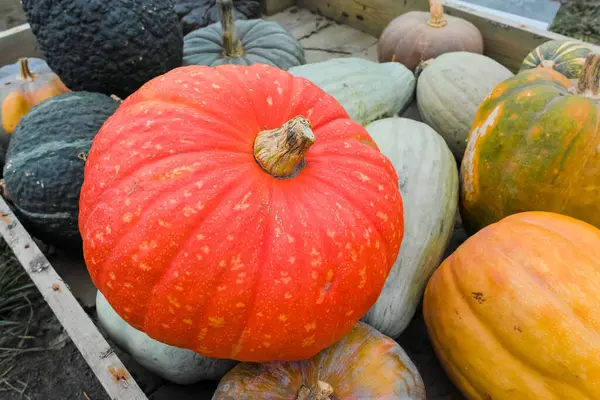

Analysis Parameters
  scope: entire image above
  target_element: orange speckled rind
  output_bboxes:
[212,321,425,399]
[424,211,600,400]
[460,67,599,234]
[78,64,404,362]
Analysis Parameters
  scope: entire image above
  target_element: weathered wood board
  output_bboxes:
[0,198,148,400]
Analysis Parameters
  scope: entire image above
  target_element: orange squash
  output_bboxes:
[460,53,600,234]
[1,58,69,135]
[213,321,426,399]
[0,58,69,168]
[423,211,600,400]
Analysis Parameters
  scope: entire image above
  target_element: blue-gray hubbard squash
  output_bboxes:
[1,92,119,249]
[288,57,416,126]
[362,117,458,338]
[416,52,513,160]
[183,0,305,70]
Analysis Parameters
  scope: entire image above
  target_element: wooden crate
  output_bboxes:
[0,1,595,399]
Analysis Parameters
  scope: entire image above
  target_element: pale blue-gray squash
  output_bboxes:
[362,117,458,338]
[288,57,416,126]
[182,0,305,70]
[96,291,237,385]
[416,51,513,160]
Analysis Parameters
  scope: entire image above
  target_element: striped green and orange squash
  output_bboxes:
[520,39,594,79]
[460,53,600,235]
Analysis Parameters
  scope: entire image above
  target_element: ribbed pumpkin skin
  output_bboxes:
[79,64,404,362]
[423,212,600,400]
[416,52,513,160]
[362,118,457,338]
[182,20,305,70]
[96,291,237,384]
[460,67,600,234]
[288,58,416,126]
[3,92,118,248]
[212,322,426,399]
[520,40,594,79]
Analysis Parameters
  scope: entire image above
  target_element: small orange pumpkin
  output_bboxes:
[1,58,70,136]
[213,321,426,399]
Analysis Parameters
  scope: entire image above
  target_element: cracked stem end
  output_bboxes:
[296,381,334,400]
[254,116,315,178]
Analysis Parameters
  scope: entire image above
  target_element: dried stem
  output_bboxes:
[218,0,242,56]
[254,116,315,179]
[575,53,600,99]
[428,0,448,28]
[18,59,35,82]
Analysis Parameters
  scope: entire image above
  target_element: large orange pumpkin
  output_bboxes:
[423,211,600,399]
[78,63,404,362]
[460,53,600,234]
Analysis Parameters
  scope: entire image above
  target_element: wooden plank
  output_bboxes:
[0,198,148,400]
[262,0,296,15]
[264,6,332,40]
[296,0,429,36]
[300,23,378,63]
[0,23,42,65]
[296,0,600,72]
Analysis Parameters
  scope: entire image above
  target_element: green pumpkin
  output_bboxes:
[182,0,305,70]
[2,92,119,249]
[416,52,513,160]
[520,40,595,79]
[288,58,416,126]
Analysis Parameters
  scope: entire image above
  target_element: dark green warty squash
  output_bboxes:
[183,0,305,70]
[21,0,183,99]
[173,0,261,35]
[1,92,119,249]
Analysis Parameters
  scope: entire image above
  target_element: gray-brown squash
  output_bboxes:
[378,0,483,72]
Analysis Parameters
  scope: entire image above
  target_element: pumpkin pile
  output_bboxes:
[2,0,600,398]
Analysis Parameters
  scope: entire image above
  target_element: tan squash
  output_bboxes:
[377,0,483,71]
[212,321,426,399]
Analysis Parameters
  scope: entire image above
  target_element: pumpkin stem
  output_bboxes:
[296,381,334,400]
[218,0,243,57]
[428,0,448,28]
[254,116,315,179]
[18,58,36,82]
[575,53,600,99]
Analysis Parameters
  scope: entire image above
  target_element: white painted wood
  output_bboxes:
[0,197,148,400]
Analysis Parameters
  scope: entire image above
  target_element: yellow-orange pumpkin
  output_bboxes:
[213,321,426,399]
[1,58,69,135]
[460,53,600,234]
[0,58,69,168]
[423,211,600,400]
